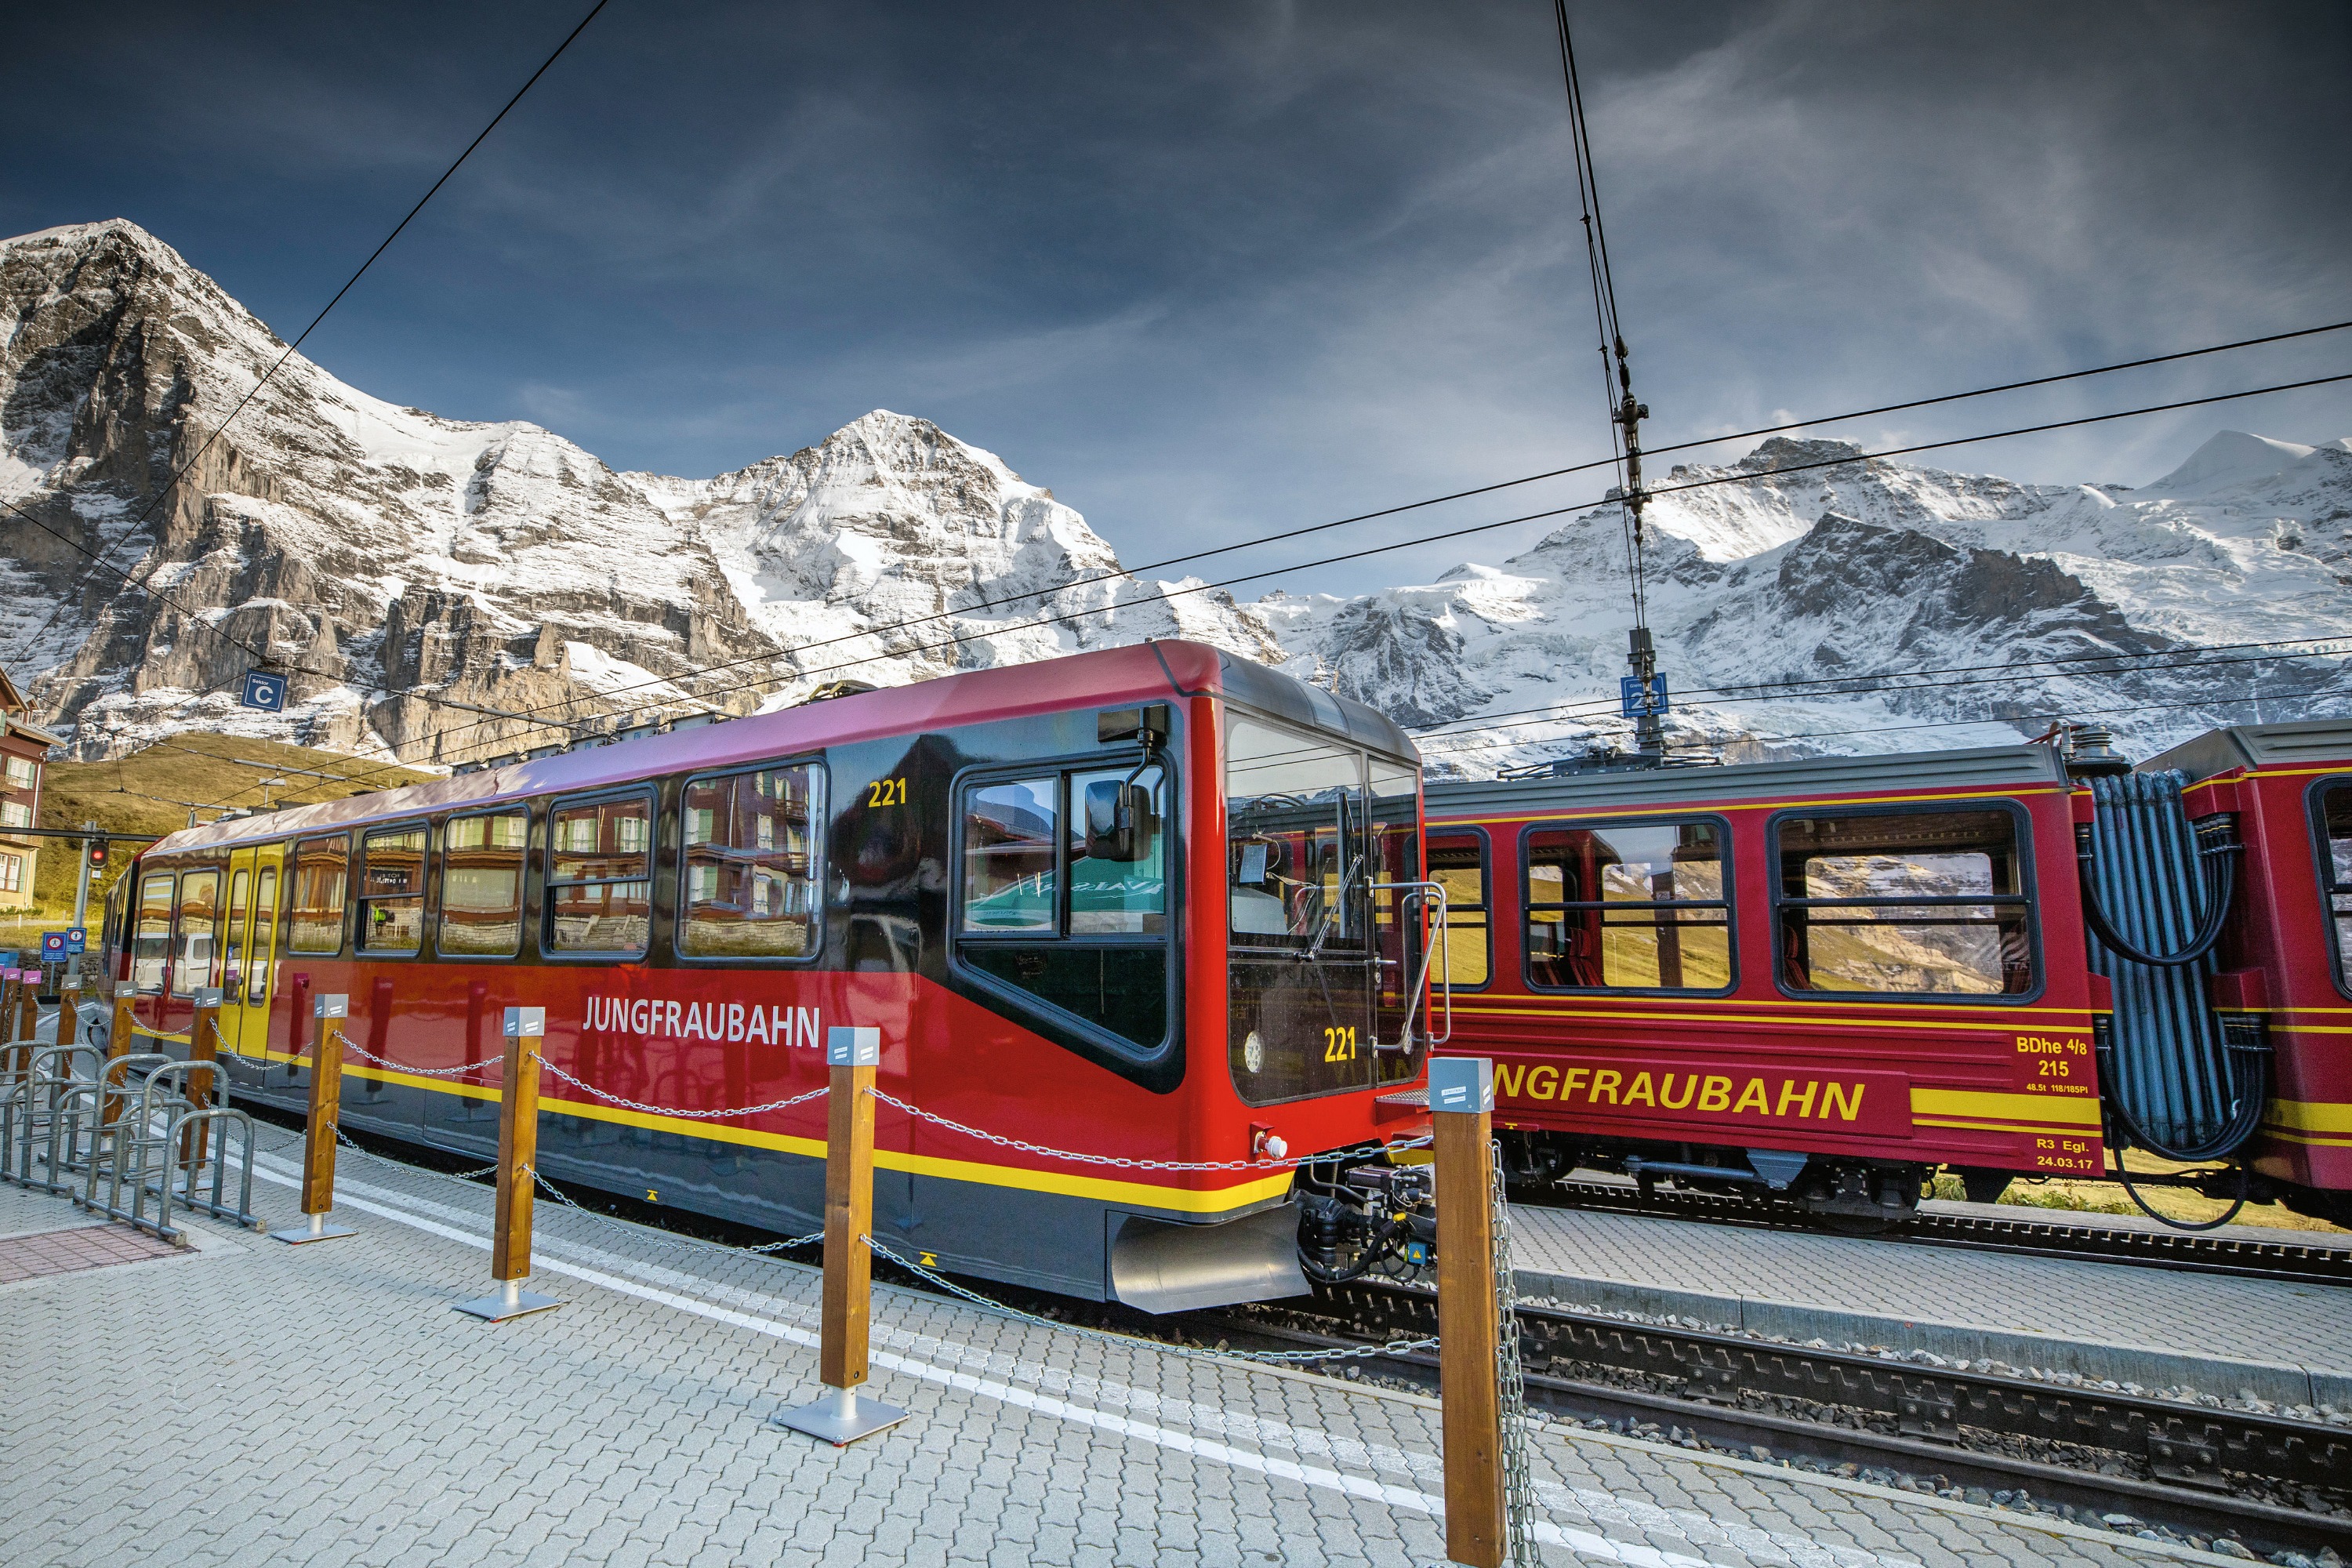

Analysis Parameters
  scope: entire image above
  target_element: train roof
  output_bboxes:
[143,640,1416,860]
[1425,742,2071,818]
[2140,718,2352,781]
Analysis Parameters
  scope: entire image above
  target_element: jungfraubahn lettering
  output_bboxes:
[1495,1062,1867,1122]
[583,996,824,1049]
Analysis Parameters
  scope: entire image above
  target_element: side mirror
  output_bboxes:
[1083,780,1156,862]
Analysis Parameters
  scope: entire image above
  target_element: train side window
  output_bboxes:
[960,778,1059,931]
[956,764,1169,1052]
[250,866,279,1003]
[1523,820,1731,992]
[681,764,823,960]
[223,869,250,996]
[358,826,428,955]
[2311,784,2352,991]
[440,811,528,957]
[547,793,653,955]
[1428,831,1490,988]
[289,836,350,954]
[170,869,223,997]
[1773,808,2034,996]
[132,873,175,993]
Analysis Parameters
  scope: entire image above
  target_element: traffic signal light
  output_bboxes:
[85,840,107,872]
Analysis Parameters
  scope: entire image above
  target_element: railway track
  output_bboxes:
[1206,1278,2352,1561]
[1522,1177,2352,1286]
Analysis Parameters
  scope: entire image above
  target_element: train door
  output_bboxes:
[219,844,283,1056]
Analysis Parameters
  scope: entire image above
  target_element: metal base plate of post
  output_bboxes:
[772,1385,909,1446]
[453,1278,561,1322]
[271,1212,358,1246]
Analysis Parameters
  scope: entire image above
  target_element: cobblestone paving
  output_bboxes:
[1510,1203,2352,1374]
[0,1145,2243,1568]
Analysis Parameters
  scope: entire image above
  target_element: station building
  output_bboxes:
[0,663,57,910]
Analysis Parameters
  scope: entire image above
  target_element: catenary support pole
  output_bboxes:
[1433,1056,1506,1568]
[774,1025,906,1446]
[272,993,356,1244]
[456,1007,559,1321]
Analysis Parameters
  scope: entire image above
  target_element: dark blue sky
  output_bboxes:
[8,2,2349,594]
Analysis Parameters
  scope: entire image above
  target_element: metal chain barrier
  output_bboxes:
[1490,1138,1538,1567]
[862,1232,1440,1367]
[336,1038,500,1080]
[521,1162,825,1255]
[869,1086,1429,1173]
[532,1053,830,1121]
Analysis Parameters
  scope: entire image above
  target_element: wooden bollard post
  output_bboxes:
[56,975,81,1051]
[180,987,223,1173]
[102,988,140,1126]
[1432,1057,1508,1568]
[456,1007,560,1322]
[271,993,357,1244]
[774,1026,908,1446]
[15,971,38,1057]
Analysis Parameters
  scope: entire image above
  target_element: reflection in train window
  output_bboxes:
[547,793,652,954]
[359,826,428,954]
[249,866,279,1003]
[956,765,1169,1053]
[681,765,822,959]
[441,811,528,956]
[1524,820,1731,992]
[1774,808,2034,996]
[132,873,174,993]
[289,836,350,954]
[960,778,1059,933]
[1428,831,1490,988]
[170,869,222,996]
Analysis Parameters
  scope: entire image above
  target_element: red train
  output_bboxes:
[100,641,1439,1309]
[1425,720,2352,1230]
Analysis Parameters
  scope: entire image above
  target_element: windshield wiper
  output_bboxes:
[1302,845,1363,962]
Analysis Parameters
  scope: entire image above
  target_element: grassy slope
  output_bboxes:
[1,735,428,943]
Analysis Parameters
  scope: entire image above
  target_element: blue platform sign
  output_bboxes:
[64,927,85,956]
[0,951,15,968]
[241,670,289,712]
[40,931,66,960]
[1620,673,1670,718]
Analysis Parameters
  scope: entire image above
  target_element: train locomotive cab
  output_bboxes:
[1425,744,2104,1228]
[97,641,1437,1312]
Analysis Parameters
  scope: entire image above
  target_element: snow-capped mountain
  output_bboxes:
[1272,430,2352,774]
[2,219,2347,773]
[0,221,1278,764]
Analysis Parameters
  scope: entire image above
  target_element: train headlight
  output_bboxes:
[1243,1030,1265,1073]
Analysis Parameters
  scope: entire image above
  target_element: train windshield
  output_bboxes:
[1225,713,1422,1105]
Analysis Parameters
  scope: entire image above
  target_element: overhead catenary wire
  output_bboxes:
[2,0,612,683]
[164,366,2352,822]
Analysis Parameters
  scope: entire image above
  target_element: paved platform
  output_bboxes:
[1508,1203,2352,1410]
[1,1142,2249,1568]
